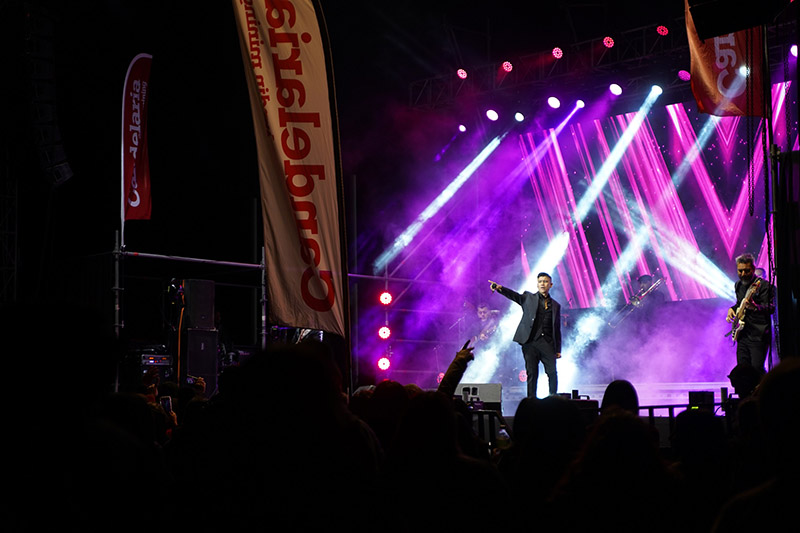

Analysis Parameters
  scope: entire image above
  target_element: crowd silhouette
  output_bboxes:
[3,300,798,532]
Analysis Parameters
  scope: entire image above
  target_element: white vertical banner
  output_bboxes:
[232,0,346,337]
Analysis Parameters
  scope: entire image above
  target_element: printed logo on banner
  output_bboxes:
[232,0,346,337]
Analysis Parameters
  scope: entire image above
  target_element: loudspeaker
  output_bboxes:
[183,279,215,329]
[25,3,73,185]
[570,398,600,427]
[689,391,715,411]
[186,328,219,397]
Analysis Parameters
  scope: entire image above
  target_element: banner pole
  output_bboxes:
[113,230,122,392]
[261,246,267,350]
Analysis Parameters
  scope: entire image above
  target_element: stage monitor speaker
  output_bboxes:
[183,279,215,329]
[689,391,715,411]
[458,383,502,412]
[186,328,219,397]
[570,398,600,427]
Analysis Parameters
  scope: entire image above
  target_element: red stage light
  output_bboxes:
[603,36,614,48]
[502,61,513,72]
[377,357,391,370]
[437,372,445,384]
[378,326,391,339]
[379,291,393,305]
[518,370,527,382]
[552,47,563,59]
[457,68,468,79]
[678,69,691,81]
[657,25,669,36]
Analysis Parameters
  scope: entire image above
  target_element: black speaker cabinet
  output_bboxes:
[186,328,219,397]
[183,279,215,329]
[570,398,600,427]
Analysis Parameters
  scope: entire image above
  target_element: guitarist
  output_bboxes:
[726,253,774,374]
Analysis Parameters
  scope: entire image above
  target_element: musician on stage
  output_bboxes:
[631,274,665,320]
[489,273,562,398]
[726,253,774,374]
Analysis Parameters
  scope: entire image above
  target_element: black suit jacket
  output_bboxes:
[497,286,562,352]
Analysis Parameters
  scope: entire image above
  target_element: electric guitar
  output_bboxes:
[730,278,762,343]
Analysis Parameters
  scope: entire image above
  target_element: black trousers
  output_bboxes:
[521,336,558,398]
[736,330,771,374]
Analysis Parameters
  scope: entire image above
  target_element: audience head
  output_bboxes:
[728,363,763,397]
[757,357,800,471]
[601,379,639,415]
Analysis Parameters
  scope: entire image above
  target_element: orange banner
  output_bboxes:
[232,0,346,337]
[686,1,765,117]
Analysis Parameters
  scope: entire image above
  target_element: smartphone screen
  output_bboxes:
[160,396,173,413]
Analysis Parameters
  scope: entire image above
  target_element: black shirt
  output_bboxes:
[532,293,553,342]
[732,277,774,337]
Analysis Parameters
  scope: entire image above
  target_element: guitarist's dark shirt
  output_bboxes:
[732,277,774,338]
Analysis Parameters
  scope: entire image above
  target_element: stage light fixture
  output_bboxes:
[437,372,444,383]
[379,291,392,305]
[458,124,467,132]
[603,36,614,48]
[792,45,798,57]
[547,97,561,109]
[378,326,391,340]
[657,25,669,36]
[738,65,749,77]
[651,84,663,95]
[502,61,513,72]
[457,68,468,79]
[486,109,499,121]
[678,70,691,81]
[377,357,391,371]
[576,100,585,108]
[514,112,525,122]
[609,83,622,96]
[518,370,527,383]
[552,47,563,59]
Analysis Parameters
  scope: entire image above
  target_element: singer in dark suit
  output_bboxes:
[490,273,562,398]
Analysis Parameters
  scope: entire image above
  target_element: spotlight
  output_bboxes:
[377,357,391,371]
[378,326,391,339]
[457,68,468,79]
[678,69,691,81]
[609,83,622,95]
[514,112,525,122]
[651,84,663,95]
[502,61,513,72]
[518,370,527,383]
[379,291,392,305]
[738,65,749,77]
[576,99,585,108]
[552,47,563,59]
[792,45,798,57]
[486,109,499,121]
[603,36,614,48]
[547,97,561,109]
[458,124,467,132]
[657,25,669,36]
